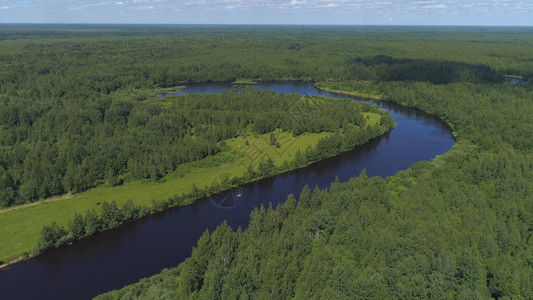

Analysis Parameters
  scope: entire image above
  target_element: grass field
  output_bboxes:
[232,79,258,85]
[314,81,383,100]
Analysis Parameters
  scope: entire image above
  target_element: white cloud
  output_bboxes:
[289,0,307,6]
[0,0,531,25]
[423,3,446,9]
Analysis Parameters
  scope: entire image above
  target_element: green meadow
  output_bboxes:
[314,81,383,100]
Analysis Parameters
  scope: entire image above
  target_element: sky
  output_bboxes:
[0,0,531,26]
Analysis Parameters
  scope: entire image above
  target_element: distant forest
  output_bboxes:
[0,26,531,299]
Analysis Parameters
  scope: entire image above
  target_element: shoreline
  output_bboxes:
[0,257,28,271]
[0,132,392,271]
[314,84,458,140]
[313,83,383,100]
[0,112,394,271]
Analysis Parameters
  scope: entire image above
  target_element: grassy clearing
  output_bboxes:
[109,86,186,103]
[0,130,342,263]
[364,112,381,127]
[232,79,258,85]
[314,81,383,100]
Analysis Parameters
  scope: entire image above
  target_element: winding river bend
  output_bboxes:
[0,82,454,299]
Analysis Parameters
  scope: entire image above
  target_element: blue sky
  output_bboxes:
[0,0,531,26]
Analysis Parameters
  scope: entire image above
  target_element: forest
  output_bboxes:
[28,92,394,257]
[0,87,386,206]
[0,25,531,299]
[101,81,533,299]
[0,25,400,264]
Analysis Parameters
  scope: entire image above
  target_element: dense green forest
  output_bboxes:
[0,25,531,298]
[30,93,393,257]
[99,83,533,300]
[0,25,399,265]
[0,87,386,206]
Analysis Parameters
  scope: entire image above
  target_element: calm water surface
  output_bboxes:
[0,82,454,299]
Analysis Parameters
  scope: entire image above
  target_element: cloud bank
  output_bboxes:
[0,0,531,25]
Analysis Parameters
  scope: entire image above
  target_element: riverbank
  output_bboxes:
[314,81,383,100]
[0,108,388,269]
[0,131,326,266]
[315,82,461,140]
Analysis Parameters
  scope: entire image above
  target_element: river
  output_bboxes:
[0,82,454,299]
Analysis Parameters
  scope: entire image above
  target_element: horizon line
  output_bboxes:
[1,23,532,28]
